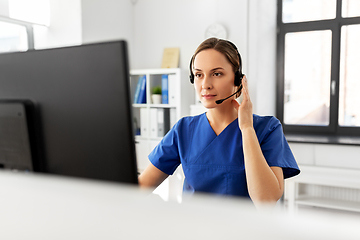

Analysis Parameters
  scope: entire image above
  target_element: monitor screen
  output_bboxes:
[0,40,138,184]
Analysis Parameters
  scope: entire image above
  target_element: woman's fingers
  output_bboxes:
[242,75,249,101]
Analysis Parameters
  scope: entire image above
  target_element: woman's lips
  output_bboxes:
[202,94,216,100]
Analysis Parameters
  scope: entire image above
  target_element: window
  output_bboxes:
[277,0,360,136]
[0,20,29,53]
[339,24,360,127]
[0,0,50,54]
[8,0,50,26]
[0,17,34,53]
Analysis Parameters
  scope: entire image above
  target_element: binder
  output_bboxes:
[161,74,169,104]
[133,76,142,103]
[163,108,170,136]
[156,109,163,137]
[150,108,158,138]
[158,108,170,137]
[137,75,146,104]
[135,139,149,171]
[168,74,177,106]
[140,108,148,137]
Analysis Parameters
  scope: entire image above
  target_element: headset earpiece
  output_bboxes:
[189,74,194,84]
[234,71,243,87]
[228,41,243,87]
[189,56,194,84]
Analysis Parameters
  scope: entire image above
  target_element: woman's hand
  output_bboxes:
[232,75,253,131]
[232,76,284,205]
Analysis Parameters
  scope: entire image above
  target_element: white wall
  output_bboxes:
[248,0,277,116]
[81,0,134,56]
[34,0,82,49]
[132,0,248,70]
[0,0,9,16]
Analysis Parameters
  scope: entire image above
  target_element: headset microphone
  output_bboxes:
[215,85,243,104]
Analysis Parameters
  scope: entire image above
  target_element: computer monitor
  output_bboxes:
[0,40,138,184]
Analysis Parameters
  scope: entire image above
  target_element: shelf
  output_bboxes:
[290,165,360,189]
[149,104,176,108]
[130,68,194,175]
[132,104,147,108]
[134,135,146,140]
[296,196,360,213]
[132,104,176,108]
[135,136,162,142]
[130,68,180,75]
[286,166,360,214]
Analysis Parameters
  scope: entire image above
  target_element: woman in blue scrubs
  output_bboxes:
[139,38,300,206]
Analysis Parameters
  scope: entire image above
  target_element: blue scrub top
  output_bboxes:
[148,113,300,198]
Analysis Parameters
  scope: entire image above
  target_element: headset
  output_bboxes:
[189,40,244,104]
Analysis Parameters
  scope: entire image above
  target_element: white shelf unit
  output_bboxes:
[286,165,360,214]
[130,68,194,173]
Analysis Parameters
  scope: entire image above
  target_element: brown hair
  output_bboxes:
[191,37,240,74]
[190,38,242,97]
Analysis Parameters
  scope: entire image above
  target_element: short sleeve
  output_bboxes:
[259,118,300,179]
[148,121,181,175]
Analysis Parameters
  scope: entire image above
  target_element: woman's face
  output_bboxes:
[192,49,236,109]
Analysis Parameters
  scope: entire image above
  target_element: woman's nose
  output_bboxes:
[202,75,213,89]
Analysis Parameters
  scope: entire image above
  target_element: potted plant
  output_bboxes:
[151,86,162,104]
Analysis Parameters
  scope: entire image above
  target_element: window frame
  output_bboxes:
[276,0,360,137]
[0,16,35,51]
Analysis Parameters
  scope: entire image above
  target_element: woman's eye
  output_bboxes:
[195,73,202,78]
[213,72,222,77]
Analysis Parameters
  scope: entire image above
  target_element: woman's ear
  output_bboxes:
[235,86,242,99]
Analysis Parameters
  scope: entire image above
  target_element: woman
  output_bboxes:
[139,38,300,206]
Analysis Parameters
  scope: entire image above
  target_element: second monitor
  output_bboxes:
[0,40,138,184]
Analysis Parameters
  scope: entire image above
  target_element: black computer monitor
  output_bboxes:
[0,40,138,184]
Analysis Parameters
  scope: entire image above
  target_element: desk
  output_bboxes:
[0,170,359,240]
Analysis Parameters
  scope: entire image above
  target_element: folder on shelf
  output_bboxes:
[137,75,146,104]
[140,108,148,137]
[161,74,169,104]
[149,108,171,138]
[150,108,158,138]
[160,108,170,137]
[168,74,177,106]
[133,76,142,104]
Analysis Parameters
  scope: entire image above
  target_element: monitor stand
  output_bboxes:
[0,100,33,171]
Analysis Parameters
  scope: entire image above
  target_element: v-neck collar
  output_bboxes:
[203,112,238,137]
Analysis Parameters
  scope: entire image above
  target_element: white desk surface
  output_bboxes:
[0,170,359,240]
